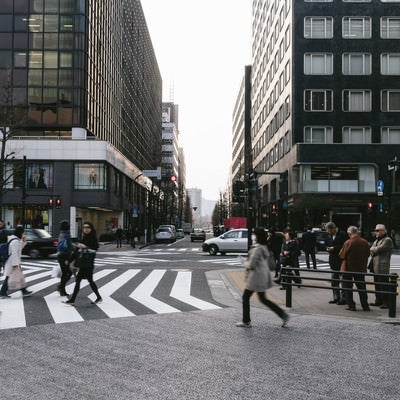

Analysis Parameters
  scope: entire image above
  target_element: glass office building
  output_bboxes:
[0,0,163,236]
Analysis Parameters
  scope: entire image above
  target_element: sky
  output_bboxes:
[140,0,252,201]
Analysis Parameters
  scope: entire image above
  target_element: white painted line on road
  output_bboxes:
[0,294,26,330]
[45,269,115,324]
[130,269,180,314]
[88,269,140,318]
[170,271,220,310]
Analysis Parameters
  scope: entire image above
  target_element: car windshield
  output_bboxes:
[157,228,171,233]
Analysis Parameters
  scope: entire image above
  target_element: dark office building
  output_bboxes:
[0,0,162,237]
[250,0,400,233]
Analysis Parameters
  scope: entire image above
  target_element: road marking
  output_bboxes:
[130,269,180,314]
[44,269,115,324]
[170,271,221,310]
[87,269,140,318]
[0,294,26,330]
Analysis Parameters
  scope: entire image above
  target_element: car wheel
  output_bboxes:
[208,245,218,256]
[29,248,41,259]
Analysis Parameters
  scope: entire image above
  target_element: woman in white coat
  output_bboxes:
[237,227,289,328]
[0,226,32,298]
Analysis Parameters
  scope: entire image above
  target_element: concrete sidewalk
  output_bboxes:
[209,267,400,324]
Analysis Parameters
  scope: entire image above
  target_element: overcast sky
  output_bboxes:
[140,0,252,201]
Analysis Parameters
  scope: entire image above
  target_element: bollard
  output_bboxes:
[284,276,292,308]
[388,274,398,318]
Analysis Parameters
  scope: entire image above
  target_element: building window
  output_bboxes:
[27,163,53,189]
[381,53,400,75]
[74,163,107,190]
[304,0,333,2]
[342,0,371,2]
[343,90,371,112]
[342,127,372,143]
[382,90,400,111]
[342,17,372,39]
[381,17,400,38]
[304,17,333,39]
[381,127,400,143]
[303,165,375,192]
[342,53,371,75]
[304,90,333,111]
[304,126,333,143]
[304,53,333,75]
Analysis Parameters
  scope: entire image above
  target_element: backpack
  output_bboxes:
[0,238,18,263]
[56,238,69,253]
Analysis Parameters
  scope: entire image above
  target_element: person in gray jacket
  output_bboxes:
[369,224,393,309]
[236,227,289,328]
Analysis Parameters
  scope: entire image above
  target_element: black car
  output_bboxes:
[4,228,58,258]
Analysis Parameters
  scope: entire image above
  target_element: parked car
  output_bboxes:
[155,227,176,243]
[202,228,248,255]
[176,229,185,239]
[190,228,206,242]
[5,228,58,259]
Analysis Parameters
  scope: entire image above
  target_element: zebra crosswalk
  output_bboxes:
[0,267,221,330]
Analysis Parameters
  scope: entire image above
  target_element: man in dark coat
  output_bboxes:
[301,226,317,269]
[339,226,370,312]
[325,222,348,304]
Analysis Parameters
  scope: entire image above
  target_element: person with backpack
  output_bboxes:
[0,226,32,298]
[56,220,74,297]
[64,221,102,306]
[236,227,290,328]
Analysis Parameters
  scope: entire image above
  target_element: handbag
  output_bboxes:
[51,264,62,278]
[8,266,26,291]
[75,248,96,270]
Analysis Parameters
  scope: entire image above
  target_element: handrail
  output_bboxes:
[280,266,398,318]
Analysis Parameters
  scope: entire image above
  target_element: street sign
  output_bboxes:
[143,167,161,180]
[377,180,384,196]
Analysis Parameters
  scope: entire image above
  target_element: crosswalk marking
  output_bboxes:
[45,269,115,324]
[170,271,220,310]
[0,293,26,329]
[87,270,140,318]
[130,269,180,314]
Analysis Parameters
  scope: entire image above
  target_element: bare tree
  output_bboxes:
[0,71,23,210]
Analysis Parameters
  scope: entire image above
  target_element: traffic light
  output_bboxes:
[170,175,176,182]
[49,197,53,207]
[55,197,61,209]
[367,201,373,213]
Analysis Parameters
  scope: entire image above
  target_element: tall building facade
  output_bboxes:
[250,0,400,232]
[0,0,162,237]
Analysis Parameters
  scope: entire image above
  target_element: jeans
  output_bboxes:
[242,289,287,323]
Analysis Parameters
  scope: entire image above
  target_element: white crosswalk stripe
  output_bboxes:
[0,267,220,330]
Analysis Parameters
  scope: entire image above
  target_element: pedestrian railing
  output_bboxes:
[280,267,399,318]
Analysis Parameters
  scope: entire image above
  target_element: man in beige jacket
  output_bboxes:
[369,224,393,309]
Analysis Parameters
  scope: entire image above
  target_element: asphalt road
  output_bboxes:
[1,236,399,399]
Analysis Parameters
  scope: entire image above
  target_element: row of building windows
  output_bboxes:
[0,0,81,14]
[304,89,400,112]
[305,0,399,3]
[304,16,400,39]
[304,53,400,75]
[254,131,291,172]
[304,126,400,144]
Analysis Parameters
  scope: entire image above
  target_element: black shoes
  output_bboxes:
[329,299,338,304]
[91,297,103,304]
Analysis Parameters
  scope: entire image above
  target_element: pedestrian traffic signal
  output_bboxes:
[170,175,176,182]
[55,197,61,209]
[49,197,53,206]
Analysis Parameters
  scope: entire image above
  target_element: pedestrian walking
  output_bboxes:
[237,227,289,328]
[338,226,370,312]
[369,224,393,309]
[115,225,123,248]
[0,226,32,298]
[325,222,348,305]
[274,229,301,289]
[301,226,317,269]
[56,220,74,297]
[64,221,102,306]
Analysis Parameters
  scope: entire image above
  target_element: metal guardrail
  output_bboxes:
[280,267,399,318]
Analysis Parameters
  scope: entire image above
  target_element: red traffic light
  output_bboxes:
[170,175,176,182]
[368,202,372,208]
[55,197,61,209]
[49,197,53,206]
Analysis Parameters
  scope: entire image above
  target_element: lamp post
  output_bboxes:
[387,157,399,231]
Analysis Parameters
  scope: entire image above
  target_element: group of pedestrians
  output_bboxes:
[328,223,393,311]
[0,220,102,306]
